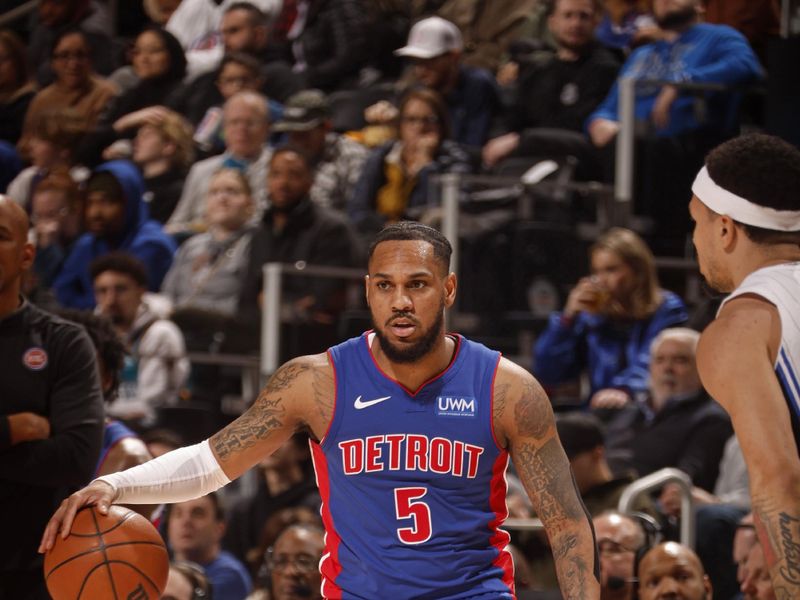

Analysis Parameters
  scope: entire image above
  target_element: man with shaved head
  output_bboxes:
[0,196,104,598]
[638,542,713,600]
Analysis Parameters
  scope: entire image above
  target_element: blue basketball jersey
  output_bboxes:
[312,332,515,599]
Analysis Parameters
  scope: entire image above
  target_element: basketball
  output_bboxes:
[43,505,169,600]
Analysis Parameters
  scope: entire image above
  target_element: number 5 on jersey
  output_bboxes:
[394,487,432,544]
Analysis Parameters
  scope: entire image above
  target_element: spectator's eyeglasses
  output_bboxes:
[267,550,318,573]
[219,75,256,87]
[52,51,88,62]
[401,115,440,126]
[598,539,638,556]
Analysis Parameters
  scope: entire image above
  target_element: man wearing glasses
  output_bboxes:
[593,511,646,600]
[268,523,325,600]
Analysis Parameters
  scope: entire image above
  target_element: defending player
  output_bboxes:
[688,133,800,597]
[41,222,599,598]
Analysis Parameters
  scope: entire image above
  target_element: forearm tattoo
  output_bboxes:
[512,380,598,597]
[210,361,309,460]
[514,379,550,439]
[754,494,800,599]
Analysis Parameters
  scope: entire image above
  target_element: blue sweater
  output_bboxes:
[534,290,688,400]
[202,550,253,600]
[53,160,176,309]
[589,23,763,137]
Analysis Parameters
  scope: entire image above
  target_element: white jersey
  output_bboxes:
[720,263,800,443]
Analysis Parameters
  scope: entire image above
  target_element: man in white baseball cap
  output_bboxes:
[392,16,498,147]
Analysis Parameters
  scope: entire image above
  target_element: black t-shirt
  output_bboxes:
[512,43,620,133]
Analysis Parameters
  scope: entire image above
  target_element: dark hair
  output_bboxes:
[218,51,263,79]
[544,0,602,17]
[136,26,187,82]
[51,27,89,59]
[57,309,125,403]
[89,252,149,288]
[86,171,124,202]
[555,412,605,460]
[224,1,269,27]
[706,133,800,245]
[368,222,452,273]
[169,561,213,600]
[399,87,451,141]
[270,144,313,170]
[205,491,226,522]
[0,29,29,89]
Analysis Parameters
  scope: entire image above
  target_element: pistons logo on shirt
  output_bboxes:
[23,347,48,371]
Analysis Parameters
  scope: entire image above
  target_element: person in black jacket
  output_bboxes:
[603,327,733,494]
[482,0,619,172]
[77,26,187,167]
[238,145,362,355]
[284,0,369,92]
[0,196,104,598]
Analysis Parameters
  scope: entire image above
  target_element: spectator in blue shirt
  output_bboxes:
[534,227,687,407]
[587,0,763,147]
[167,492,253,600]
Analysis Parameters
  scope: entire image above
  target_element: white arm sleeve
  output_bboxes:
[95,440,231,504]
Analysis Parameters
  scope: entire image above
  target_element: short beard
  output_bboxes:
[372,302,445,364]
[655,5,696,30]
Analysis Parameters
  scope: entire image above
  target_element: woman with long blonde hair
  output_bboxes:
[534,227,688,408]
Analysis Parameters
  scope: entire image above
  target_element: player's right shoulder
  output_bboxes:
[269,353,335,440]
[263,354,330,395]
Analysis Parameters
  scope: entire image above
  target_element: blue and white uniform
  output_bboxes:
[312,332,515,599]
[720,263,800,452]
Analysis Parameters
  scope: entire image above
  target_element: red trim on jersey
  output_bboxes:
[363,330,462,397]
[488,352,505,452]
[310,440,343,599]
[318,349,338,445]
[488,451,515,598]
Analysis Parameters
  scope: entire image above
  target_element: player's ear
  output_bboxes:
[364,275,370,305]
[718,215,737,250]
[703,575,713,599]
[443,272,457,308]
[21,241,35,271]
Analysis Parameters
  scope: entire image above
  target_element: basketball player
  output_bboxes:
[688,133,800,597]
[41,222,600,598]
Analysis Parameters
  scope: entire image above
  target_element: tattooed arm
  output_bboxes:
[211,353,334,479]
[698,298,800,599]
[494,358,600,599]
[39,354,335,551]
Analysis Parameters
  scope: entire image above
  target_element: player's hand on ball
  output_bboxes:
[38,479,118,553]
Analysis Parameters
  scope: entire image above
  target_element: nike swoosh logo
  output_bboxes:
[354,395,391,409]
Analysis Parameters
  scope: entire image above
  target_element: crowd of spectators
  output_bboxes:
[0,0,792,598]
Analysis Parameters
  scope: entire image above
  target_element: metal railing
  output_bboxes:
[260,262,365,377]
[614,77,741,231]
[504,467,696,549]
[0,1,36,28]
[618,467,695,548]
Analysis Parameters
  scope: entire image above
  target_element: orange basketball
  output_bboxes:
[44,505,169,600]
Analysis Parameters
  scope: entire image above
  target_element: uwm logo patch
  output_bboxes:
[436,396,476,418]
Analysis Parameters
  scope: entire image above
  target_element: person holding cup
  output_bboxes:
[534,227,688,409]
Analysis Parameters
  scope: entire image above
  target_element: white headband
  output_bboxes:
[692,166,800,232]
